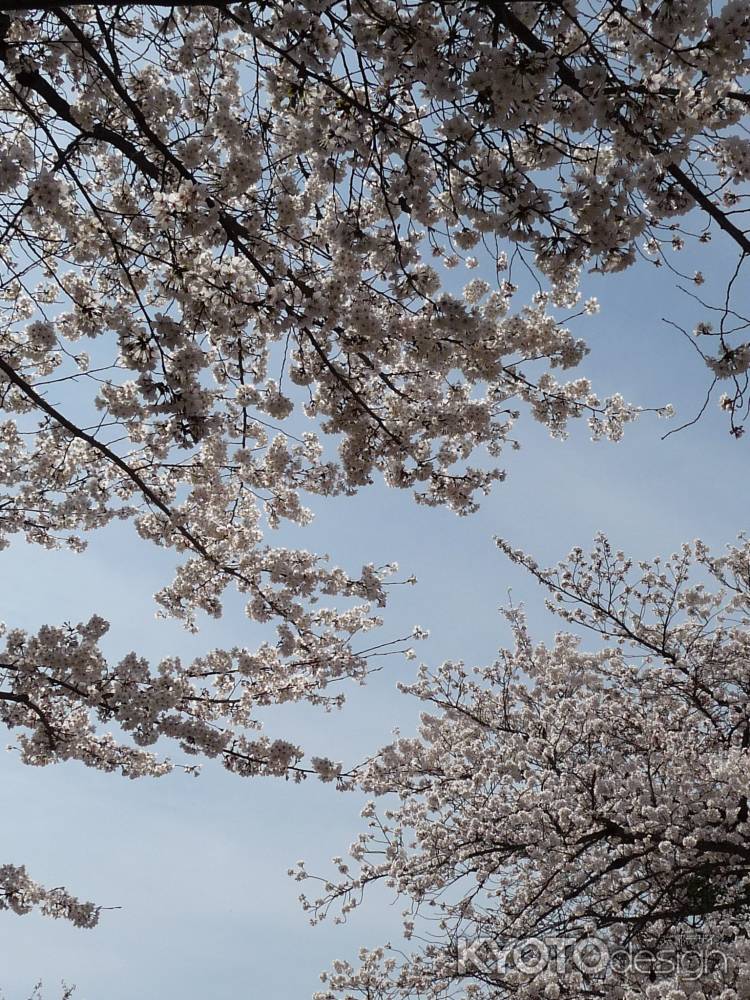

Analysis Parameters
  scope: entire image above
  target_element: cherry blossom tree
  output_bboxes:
[0,0,747,928]
[304,534,750,999]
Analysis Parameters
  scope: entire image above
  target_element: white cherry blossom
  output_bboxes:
[306,535,750,999]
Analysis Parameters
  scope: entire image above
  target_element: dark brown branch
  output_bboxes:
[0,689,56,746]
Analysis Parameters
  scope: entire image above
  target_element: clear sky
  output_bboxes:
[0,227,747,999]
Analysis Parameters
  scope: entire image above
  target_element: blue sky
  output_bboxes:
[0,228,747,999]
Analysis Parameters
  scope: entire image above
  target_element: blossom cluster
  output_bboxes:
[304,535,750,999]
[0,864,98,929]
